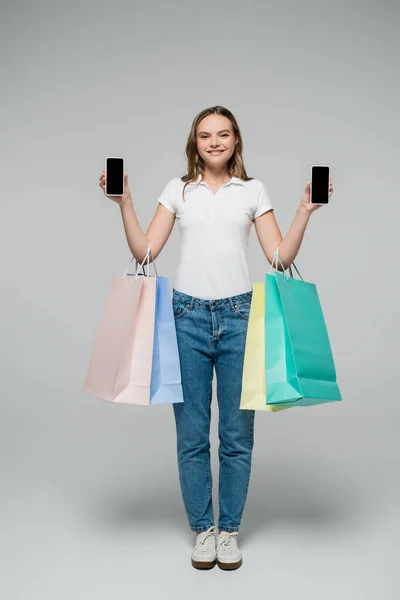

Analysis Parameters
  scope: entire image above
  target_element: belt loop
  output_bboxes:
[189,297,195,310]
[228,297,235,311]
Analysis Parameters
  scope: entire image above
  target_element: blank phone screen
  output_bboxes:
[311,166,329,204]
[106,158,124,195]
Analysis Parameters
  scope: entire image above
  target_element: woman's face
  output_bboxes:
[196,114,238,169]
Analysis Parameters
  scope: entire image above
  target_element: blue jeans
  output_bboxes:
[171,288,255,533]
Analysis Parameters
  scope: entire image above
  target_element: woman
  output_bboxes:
[98,105,333,571]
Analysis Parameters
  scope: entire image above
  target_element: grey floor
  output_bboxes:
[1,374,398,600]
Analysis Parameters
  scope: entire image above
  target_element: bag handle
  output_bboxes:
[122,238,159,280]
[268,246,304,282]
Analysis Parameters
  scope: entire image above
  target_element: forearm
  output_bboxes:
[119,197,150,263]
[276,204,311,270]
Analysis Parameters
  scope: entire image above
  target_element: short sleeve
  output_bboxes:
[157,179,176,214]
[253,181,274,220]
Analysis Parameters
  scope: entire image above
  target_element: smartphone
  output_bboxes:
[105,157,124,196]
[310,165,329,205]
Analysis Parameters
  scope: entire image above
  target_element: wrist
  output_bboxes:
[298,203,311,218]
[119,194,133,209]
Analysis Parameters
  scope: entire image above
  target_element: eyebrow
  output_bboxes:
[197,129,232,135]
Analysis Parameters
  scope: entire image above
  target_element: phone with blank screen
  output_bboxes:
[105,157,124,196]
[310,165,329,205]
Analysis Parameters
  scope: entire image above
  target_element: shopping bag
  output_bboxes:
[240,282,294,411]
[84,242,156,405]
[265,248,342,407]
[150,276,184,405]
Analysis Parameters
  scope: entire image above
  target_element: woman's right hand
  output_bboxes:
[98,169,132,206]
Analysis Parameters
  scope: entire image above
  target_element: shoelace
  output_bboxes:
[196,526,216,552]
[219,531,238,550]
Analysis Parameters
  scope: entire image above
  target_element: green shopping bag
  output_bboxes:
[265,248,342,407]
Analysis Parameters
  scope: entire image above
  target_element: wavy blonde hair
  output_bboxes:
[180,105,254,201]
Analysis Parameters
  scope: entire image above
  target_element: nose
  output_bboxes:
[209,136,221,147]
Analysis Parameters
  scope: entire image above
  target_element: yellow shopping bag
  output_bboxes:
[240,282,294,412]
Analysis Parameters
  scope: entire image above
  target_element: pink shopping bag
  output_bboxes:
[84,243,157,405]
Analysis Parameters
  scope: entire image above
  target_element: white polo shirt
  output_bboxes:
[157,174,274,300]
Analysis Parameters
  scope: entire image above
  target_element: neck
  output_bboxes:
[203,167,231,184]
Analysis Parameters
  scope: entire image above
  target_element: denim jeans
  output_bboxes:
[171,287,255,533]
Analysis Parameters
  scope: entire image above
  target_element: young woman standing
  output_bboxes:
[98,105,333,571]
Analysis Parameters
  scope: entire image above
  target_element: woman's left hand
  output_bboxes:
[299,177,333,213]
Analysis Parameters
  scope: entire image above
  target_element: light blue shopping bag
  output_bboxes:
[265,249,342,407]
[150,277,184,405]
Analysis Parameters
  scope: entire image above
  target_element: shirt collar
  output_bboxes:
[189,174,245,186]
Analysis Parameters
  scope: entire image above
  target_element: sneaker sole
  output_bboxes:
[217,558,242,570]
[191,558,217,569]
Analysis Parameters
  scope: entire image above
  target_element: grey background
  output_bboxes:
[1,0,399,598]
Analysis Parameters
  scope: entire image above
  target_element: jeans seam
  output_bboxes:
[190,524,214,532]
[217,525,239,533]
[241,412,255,504]
[204,384,213,524]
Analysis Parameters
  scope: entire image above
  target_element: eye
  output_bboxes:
[200,133,230,139]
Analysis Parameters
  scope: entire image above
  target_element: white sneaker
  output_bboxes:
[191,525,217,569]
[217,531,242,570]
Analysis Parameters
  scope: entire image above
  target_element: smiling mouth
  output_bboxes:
[207,150,225,154]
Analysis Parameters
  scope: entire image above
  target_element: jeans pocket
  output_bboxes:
[233,300,251,321]
[172,299,190,319]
